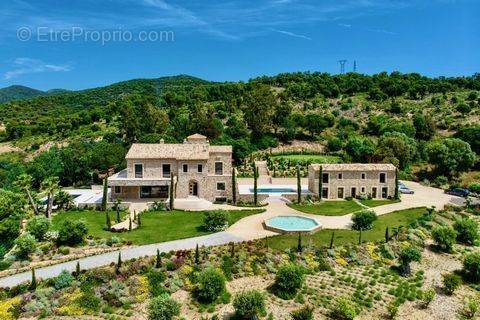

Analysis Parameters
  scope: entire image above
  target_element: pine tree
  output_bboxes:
[385,227,390,242]
[297,233,303,253]
[169,174,175,210]
[102,177,108,211]
[156,249,162,268]
[232,167,237,205]
[296,165,301,203]
[329,231,335,249]
[76,261,81,278]
[116,252,122,274]
[106,211,111,230]
[195,243,200,265]
[30,268,37,291]
[318,165,323,200]
[253,166,258,205]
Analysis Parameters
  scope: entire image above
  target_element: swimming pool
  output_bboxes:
[264,215,321,234]
[250,187,296,194]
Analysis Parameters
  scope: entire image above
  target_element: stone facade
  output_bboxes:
[109,134,233,202]
[308,163,396,199]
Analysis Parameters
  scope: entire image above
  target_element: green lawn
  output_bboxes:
[271,154,342,163]
[52,209,264,245]
[359,199,401,208]
[289,200,363,216]
[268,207,427,251]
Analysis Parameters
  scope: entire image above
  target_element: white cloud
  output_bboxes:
[270,28,312,40]
[4,58,71,79]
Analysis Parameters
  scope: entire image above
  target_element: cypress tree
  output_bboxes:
[329,231,335,249]
[115,201,121,223]
[296,165,301,203]
[133,210,137,221]
[265,236,269,249]
[137,213,141,227]
[358,229,362,245]
[116,252,122,274]
[297,233,303,253]
[195,243,200,265]
[230,242,235,258]
[106,211,111,230]
[156,249,162,268]
[318,165,323,200]
[385,227,390,242]
[232,168,237,205]
[394,168,399,200]
[29,268,37,291]
[128,217,132,231]
[169,175,174,210]
[253,166,258,205]
[76,261,81,278]
[102,177,108,211]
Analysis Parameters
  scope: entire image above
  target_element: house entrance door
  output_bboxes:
[189,181,198,196]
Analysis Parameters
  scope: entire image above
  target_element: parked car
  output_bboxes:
[398,183,414,194]
[445,188,470,197]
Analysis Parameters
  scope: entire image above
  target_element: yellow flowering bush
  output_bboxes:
[0,297,21,320]
[56,288,84,316]
[304,252,319,271]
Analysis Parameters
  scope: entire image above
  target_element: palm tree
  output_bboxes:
[14,173,38,214]
[41,176,59,219]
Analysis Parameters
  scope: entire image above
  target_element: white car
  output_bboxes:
[398,183,414,194]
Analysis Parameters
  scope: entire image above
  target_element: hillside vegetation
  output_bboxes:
[0,72,478,189]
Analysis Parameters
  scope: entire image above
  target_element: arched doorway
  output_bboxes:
[189,180,198,196]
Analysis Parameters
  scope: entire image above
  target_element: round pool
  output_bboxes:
[264,215,321,234]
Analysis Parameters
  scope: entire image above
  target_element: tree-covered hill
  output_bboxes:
[0,71,479,189]
[0,85,45,103]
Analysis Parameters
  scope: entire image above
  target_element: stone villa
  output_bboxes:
[308,163,397,199]
[108,134,232,203]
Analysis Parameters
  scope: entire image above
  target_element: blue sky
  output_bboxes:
[0,0,479,91]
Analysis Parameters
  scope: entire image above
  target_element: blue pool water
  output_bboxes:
[250,187,296,194]
[265,216,319,231]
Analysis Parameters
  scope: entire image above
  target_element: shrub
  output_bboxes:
[431,225,457,252]
[469,183,480,194]
[202,210,229,232]
[399,247,421,276]
[421,288,436,308]
[462,296,479,319]
[148,293,180,320]
[56,219,88,245]
[463,252,480,283]
[25,216,50,240]
[14,233,37,259]
[443,273,462,294]
[273,264,304,299]
[331,296,358,320]
[351,210,377,230]
[78,289,101,312]
[148,270,167,297]
[195,268,226,303]
[221,255,233,280]
[453,218,479,245]
[290,305,314,320]
[54,270,74,289]
[232,290,265,319]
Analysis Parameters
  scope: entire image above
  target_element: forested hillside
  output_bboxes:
[0,85,45,103]
[0,72,479,189]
